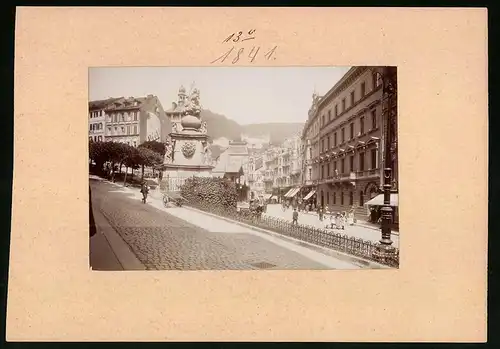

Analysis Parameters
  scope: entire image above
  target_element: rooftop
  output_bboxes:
[89,97,124,110]
[102,96,154,111]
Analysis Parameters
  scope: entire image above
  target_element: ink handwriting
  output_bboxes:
[210,45,278,65]
[222,29,256,43]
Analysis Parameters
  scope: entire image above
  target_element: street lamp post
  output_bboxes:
[373,66,397,264]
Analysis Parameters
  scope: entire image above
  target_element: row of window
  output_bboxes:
[310,148,378,180]
[107,124,139,136]
[321,190,366,207]
[108,111,139,123]
[88,136,138,148]
[90,110,103,118]
[306,72,383,139]
[321,72,383,127]
[90,122,103,131]
[318,109,378,154]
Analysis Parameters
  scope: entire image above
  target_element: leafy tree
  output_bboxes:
[139,140,166,157]
[137,147,163,180]
[89,141,114,175]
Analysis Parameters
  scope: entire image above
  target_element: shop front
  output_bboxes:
[301,187,317,212]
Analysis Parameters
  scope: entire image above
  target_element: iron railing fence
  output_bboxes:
[187,201,399,268]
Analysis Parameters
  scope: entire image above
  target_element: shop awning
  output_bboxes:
[283,188,295,197]
[262,193,272,200]
[303,190,316,200]
[287,187,301,198]
[270,195,277,200]
[364,193,399,207]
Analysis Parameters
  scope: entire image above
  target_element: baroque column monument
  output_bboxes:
[161,85,214,192]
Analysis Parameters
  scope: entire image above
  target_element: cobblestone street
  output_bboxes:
[90,177,363,270]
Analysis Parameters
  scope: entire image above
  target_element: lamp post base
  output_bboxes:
[373,243,398,266]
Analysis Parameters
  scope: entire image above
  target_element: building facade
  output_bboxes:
[300,92,322,207]
[104,95,170,147]
[244,155,266,199]
[88,97,124,142]
[257,135,303,203]
[314,66,385,221]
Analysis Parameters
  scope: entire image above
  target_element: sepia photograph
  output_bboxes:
[88,66,399,271]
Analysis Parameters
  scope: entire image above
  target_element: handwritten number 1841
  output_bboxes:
[210,45,277,64]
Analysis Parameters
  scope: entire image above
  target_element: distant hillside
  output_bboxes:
[201,109,303,145]
[201,110,241,140]
[241,123,303,144]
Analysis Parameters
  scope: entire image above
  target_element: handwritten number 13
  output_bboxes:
[223,29,256,43]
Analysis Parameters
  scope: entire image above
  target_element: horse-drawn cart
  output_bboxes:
[237,199,266,219]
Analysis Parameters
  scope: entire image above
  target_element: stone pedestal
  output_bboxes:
[161,116,213,192]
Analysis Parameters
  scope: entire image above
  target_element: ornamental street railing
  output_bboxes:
[186,201,399,268]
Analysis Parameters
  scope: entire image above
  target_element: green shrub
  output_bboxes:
[180,177,237,209]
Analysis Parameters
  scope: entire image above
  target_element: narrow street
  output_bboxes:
[90,177,364,270]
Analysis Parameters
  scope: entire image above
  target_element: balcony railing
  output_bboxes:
[355,169,379,178]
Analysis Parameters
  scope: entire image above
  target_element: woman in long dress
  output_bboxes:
[340,212,346,230]
[348,208,355,226]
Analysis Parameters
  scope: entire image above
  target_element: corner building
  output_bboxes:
[104,95,170,147]
[315,66,384,221]
[300,92,322,208]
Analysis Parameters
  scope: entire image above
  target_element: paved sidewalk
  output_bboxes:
[102,180,368,269]
[89,231,123,270]
[264,204,400,248]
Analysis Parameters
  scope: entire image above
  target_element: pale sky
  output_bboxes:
[89,67,351,125]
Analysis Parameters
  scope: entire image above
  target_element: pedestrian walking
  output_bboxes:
[318,206,324,221]
[334,212,340,229]
[292,208,299,225]
[331,211,337,229]
[348,207,355,226]
[140,181,149,204]
[339,212,346,230]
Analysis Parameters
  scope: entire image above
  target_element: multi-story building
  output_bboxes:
[314,66,385,221]
[212,140,250,201]
[244,155,266,199]
[286,135,302,187]
[88,97,124,142]
[104,95,170,147]
[257,134,303,203]
[300,92,322,207]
